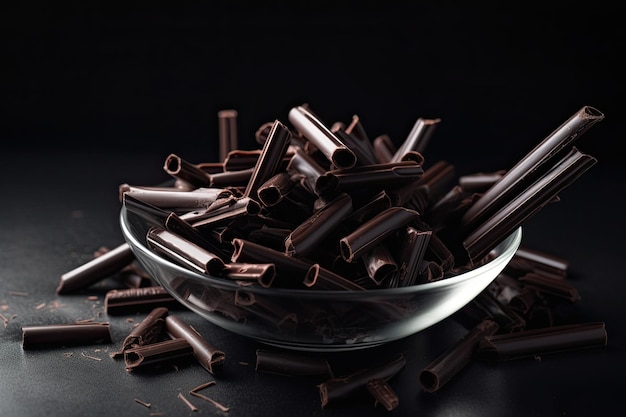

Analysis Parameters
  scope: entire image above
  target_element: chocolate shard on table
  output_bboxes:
[318,352,406,408]
[111,306,169,359]
[57,242,136,294]
[124,337,194,371]
[22,322,113,349]
[165,315,225,374]
[476,321,608,361]
[104,286,181,315]
[255,348,333,378]
[419,319,499,393]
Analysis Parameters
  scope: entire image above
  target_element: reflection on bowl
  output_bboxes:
[120,204,522,352]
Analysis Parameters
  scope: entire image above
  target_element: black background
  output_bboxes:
[2,2,624,168]
[2,3,625,417]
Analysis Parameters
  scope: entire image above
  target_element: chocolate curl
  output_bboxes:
[508,246,569,278]
[366,378,399,411]
[518,272,581,302]
[182,195,261,230]
[123,193,170,228]
[304,264,366,291]
[104,286,180,315]
[244,119,292,200]
[477,322,607,361]
[257,171,296,207]
[318,353,406,408]
[217,109,239,161]
[224,149,261,171]
[57,243,135,294]
[207,167,255,189]
[390,117,441,162]
[463,147,597,263]
[397,227,432,286]
[163,153,212,188]
[222,262,276,288]
[285,192,353,258]
[22,322,112,349]
[165,315,225,374]
[124,338,194,371]
[362,244,397,286]
[419,319,499,393]
[462,290,526,332]
[315,161,424,197]
[119,184,230,210]
[112,307,169,358]
[146,226,225,276]
[286,147,327,194]
[288,105,357,169]
[334,127,377,166]
[255,348,333,378]
[459,170,506,193]
[373,134,396,163]
[231,238,311,287]
[339,207,421,263]
[462,105,604,231]
[164,211,229,260]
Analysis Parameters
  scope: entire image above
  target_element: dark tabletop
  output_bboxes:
[2,3,625,416]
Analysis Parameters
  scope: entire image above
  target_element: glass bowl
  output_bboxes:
[120,204,522,352]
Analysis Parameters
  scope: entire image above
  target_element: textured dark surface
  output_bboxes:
[2,3,624,416]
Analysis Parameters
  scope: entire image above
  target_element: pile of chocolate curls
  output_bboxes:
[37,103,608,411]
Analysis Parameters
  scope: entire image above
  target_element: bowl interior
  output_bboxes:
[120,204,522,351]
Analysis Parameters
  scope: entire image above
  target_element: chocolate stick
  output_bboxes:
[244,119,292,201]
[288,105,357,169]
[104,286,180,315]
[163,153,212,188]
[217,109,239,161]
[397,227,432,286]
[318,353,406,408]
[284,192,353,258]
[463,147,597,263]
[222,262,276,288]
[57,243,135,294]
[461,105,604,231]
[390,117,441,162]
[477,322,607,360]
[124,338,194,371]
[119,184,230,210]
[165,315,226,374]
[419,319,499,392]
[146,226,226,276]
[112,307,169,358]
[304,264,366,290]
[366,378,399,411]
[22,322,112,349]
[339,207,421,262]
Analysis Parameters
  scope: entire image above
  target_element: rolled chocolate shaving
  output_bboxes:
[104,286,180,315]
[463,147,597,263]
[288,105,357,170]
[257,171,296,207]
[284,192,353,258]
[181,195,261,230]
[124,338,194,371]
[163,153,212,188]
[459,170,506,193]
[111,306,169,359]
[285,146,327,194]
[390,117,441,162]
[244,119,292,201]
[255,348,333,378]
[314,160,424,197]
[477,322,607,360]
[318,352,406,408]
[509,246,569,278]
[463,289,526,332]
[461,105,604,231]
[518,272,581,302]
[165,315,225,374]
[362,244,397,286]
[217,109,239,161]
[397,227,432,287]
[304,264,367,291]
[146,226,225,276]
[224,149,261,171]
[57,242,136,294]
[418,319,499,392]
[339,207,421,262]
[372,133,396,163]
[207,167,255,188]
[334,128,378,166]
[120,184,229,210]
[222,262,276,288]
[163,211,229,260]
[22,322,112,349]
[366,378,399,411]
